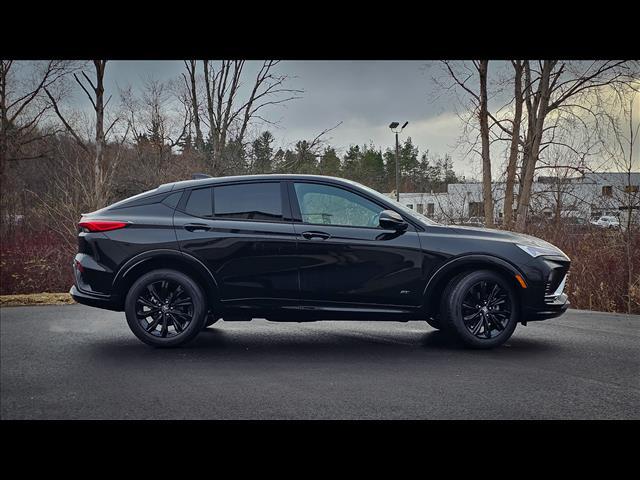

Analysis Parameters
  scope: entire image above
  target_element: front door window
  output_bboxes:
[293,182,384,228]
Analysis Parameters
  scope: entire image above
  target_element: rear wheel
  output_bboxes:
[440,270,518,349]
[125,269,206,347]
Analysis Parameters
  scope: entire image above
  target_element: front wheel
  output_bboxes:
[440,270,519,349]
[125,269,207,347]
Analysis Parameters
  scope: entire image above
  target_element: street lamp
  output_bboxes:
[389,121,409,201]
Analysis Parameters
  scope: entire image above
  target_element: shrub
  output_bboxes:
[524,223,640,314]
[0,230,74,295]
[1,224,638,314]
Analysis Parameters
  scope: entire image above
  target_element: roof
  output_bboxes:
[160,174,364,191]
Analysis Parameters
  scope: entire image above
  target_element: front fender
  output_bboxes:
[423,253,527,300]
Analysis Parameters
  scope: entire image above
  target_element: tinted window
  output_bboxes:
[214,183,282,221]
[162,191,182,209]
[294,183,384,228]
[185,187,213,217]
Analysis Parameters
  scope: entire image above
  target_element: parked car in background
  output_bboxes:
[590,215,620,229]
[70,174,570,349]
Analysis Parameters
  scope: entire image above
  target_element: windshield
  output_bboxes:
[352,181,440,226]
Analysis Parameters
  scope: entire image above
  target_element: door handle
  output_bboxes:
[301,231,331,240]
[184,223,211,232]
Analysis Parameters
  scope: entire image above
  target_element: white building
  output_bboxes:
[388,172,640,224]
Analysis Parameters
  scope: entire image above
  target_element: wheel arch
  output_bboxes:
[112,249,219,310]
[423,254,527,317]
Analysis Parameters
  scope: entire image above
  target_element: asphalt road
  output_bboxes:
[1,304,638,419]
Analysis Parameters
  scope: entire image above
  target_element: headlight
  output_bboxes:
[516,244,562,258]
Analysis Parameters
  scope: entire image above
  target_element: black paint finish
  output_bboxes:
[70,174,570,324]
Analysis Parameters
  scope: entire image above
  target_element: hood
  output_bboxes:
[443,225,564,251]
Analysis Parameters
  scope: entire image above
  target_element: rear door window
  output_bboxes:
[213,182,283,221]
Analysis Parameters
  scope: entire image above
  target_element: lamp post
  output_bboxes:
[389,121,408,201]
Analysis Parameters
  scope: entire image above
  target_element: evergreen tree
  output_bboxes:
[318,147,341,177]
[293,140,318,173]
[360,144,385,190]
[342,145,362,177]
[383,137,420,191]
[271,147,286,172]
[440,154,458,184]
[221,139,247,175]
[251,131,275,173]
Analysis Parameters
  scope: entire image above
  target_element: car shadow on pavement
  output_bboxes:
[87,325,558,364]
[419,330,558,353]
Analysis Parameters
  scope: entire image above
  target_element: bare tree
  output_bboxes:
[28,139,95,248]
[182,60,204,151]
[513,60,556,230]
[440,60,495,227]
[181,60,302,175]
[122,79,188,151]
[477,60,494,227]
[512,60,638,230]
[602,92,640,313]
[503,60,524,229]
[0,60,75,232]
[44,60,121,210]
[0,60,73,164]
[119,78,192,191]
[439,60,638,231]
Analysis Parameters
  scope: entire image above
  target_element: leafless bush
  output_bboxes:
[524,222,640,314]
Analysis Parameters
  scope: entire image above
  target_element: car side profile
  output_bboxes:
[70,174,570,349]
[591,215,620,229]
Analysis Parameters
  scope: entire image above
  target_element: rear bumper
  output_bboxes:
[70,285,122,311]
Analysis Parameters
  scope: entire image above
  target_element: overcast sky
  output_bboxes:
[104,60,477,174]
[82,60,639,177]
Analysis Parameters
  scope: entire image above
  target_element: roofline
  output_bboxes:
[160,174,363,191]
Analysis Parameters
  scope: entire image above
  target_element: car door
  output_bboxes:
[174,181,300,309]
[288,181,424,309]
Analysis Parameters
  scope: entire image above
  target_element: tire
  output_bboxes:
[439,270,519,349]
[125,269,207,347]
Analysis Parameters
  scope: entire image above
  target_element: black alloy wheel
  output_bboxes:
[440,270,519,349]
[135,279,194,338]
[460,280,511,339]
[125,269,206,347]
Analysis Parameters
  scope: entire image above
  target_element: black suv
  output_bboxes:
[70,174,570,348]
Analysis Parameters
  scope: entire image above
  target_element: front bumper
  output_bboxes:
[523,293,570,321]
[70,285,121,311]
[518,253,571,323]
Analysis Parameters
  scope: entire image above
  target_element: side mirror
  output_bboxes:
[379,210,408,231]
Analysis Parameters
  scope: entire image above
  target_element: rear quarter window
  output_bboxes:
[185,187,213,217]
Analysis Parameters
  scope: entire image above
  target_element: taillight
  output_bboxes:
[78,220,129,232]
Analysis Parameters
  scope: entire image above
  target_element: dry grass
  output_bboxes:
[0,292,75,307]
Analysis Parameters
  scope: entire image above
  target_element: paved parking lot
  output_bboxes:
[1,305,638,419]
